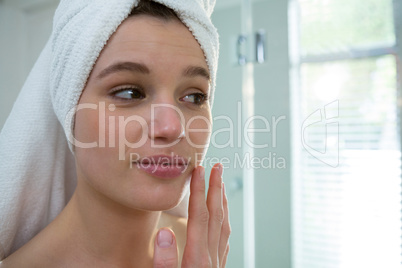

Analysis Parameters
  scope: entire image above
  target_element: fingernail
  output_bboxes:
[199,166,205,180]
[218,163,224,177]
[157,229,173,248]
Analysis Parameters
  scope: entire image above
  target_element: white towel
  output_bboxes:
[0,0,218,260]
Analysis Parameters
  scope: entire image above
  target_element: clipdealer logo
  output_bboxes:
[301,100,339,167]
[64,100,340,169]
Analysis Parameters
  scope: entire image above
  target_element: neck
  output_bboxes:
[54,179,161,267]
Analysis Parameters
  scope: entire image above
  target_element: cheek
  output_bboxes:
[122,115,149,146]
[75,109,146,148]
[101,111,144,149]
[74,106,124,164]
[74,109,126,182]
[186,113,212,150]
[74,108,101,144]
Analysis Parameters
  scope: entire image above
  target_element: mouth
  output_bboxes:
[133,154,190,178]
[138,155,189,166]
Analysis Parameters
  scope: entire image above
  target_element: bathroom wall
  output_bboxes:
[0,0,58,129]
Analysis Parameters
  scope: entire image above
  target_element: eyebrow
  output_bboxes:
[96,61,210,81]
[97,62,150,79]
[183,66,211,81]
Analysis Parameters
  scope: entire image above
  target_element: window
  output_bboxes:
[292,0,401,267]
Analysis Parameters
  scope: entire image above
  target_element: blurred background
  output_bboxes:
[1,0,401,267]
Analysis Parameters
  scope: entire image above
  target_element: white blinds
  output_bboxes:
[292,0,401,267]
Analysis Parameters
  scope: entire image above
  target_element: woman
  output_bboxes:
[0,0,230,267]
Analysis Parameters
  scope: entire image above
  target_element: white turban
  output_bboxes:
[0,0,219,260]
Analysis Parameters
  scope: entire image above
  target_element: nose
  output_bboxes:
[149,103,185,143]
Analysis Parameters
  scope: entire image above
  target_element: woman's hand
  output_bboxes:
[153,163,231,268]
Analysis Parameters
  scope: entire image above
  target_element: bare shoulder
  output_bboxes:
[0,220,70,268]
[0,241,45,268]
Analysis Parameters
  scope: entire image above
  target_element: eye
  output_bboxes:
[181,92,209,105]
[110,87,145,101]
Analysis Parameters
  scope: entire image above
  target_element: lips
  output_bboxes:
[134,154,189,178]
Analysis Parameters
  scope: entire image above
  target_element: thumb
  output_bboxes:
[153,228,179,268]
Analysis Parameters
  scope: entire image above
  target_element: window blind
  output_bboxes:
[292,0,401,267]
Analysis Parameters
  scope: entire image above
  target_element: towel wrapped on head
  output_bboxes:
[0,0,219,260]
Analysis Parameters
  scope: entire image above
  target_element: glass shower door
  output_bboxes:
[210,0,292,267]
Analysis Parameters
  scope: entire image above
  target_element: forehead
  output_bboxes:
[92,15,208,73]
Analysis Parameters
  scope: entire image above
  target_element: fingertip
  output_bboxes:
[218,163,223,176]
[192,166,205,181]
[209,164,223,189]
[212,163,223,177]
[157,228,175,248]
[198,165,205,180]
[154,228,179,268]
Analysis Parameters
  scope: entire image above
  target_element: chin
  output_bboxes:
[135,188,188,212]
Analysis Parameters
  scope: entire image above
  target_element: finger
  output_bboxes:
[221,244,230,268]
[182,166,211,266]
[153,228,178,268]
[206,163,224,267]
[219,183,231,266]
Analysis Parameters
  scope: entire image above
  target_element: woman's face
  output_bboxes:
[74,15,212,211]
